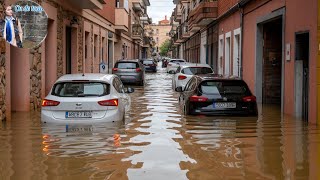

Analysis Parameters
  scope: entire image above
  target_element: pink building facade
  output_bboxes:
[0,0,152,121]
[217,0,318,124]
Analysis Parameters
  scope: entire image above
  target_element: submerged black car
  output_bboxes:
[176,74,258,116]
[141,59,157,72]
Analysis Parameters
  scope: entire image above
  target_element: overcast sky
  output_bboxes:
[148,0,175,24]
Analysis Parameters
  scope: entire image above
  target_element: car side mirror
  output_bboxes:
[125,87,135,93]
[175,86,183,92]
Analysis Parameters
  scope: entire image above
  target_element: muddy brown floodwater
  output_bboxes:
[1,68,320,180]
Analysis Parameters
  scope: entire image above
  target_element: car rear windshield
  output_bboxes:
[182,67,213,75]
[170,59,185,63]
[199,80,250,96]
[115,62,138,69]
[52,81,110,97]
[143,60,154,65]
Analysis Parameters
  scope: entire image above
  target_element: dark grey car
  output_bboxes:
[112,59,145,86]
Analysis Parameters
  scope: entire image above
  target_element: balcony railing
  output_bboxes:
[180,22,190,39]
[132,24,144,41]
[69,0,105,9]
[115,8,129,32]
[188,0,218,31]
[173,7,182,22]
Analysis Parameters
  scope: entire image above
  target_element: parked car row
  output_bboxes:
[41,58,257,124]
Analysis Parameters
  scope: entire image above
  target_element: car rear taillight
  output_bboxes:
[112,68,118,71]
[98,99,118,106]
[189,96,208,102]
[42,99,60,107]
[243,96,256,102]
[136,68,142,72]
[178,75,187,80]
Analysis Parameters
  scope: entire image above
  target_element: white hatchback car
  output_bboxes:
[172,63,214,91]
[166,59,186,73]
[41,74,134,123]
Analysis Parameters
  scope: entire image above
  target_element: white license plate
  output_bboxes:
[213,102,236,109]
[66,111,92,118]
[145,66,150,68]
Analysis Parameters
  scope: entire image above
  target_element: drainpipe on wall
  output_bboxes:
[237,0,251,79]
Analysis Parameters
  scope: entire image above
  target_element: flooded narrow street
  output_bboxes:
[1,69,320,179]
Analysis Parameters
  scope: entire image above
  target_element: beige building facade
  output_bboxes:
[149,16,171,53]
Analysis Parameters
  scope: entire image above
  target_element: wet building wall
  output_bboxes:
[318,0,320,124]
[240,0,318,124]
[285,0,318,124]
[0,39,5,121]
[0,0,116,120]
[217,11,241,76]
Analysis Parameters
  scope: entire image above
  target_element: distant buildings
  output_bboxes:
[147,16,171,54]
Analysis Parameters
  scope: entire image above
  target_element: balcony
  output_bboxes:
[188,0,218,31]
[143,37,151,47]
[132,0,150,12]
[173,7,182,23]
[132,24,144,41]
[174,26,184,44]
[181,23,190,39]
[115,8,129,32]
[68,0,105,9]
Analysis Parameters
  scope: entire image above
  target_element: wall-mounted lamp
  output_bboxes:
[70,16,79,26]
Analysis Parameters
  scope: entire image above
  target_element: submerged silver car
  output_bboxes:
[41,74,134,123]
[112,59,145,86]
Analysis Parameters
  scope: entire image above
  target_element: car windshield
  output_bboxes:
[182,67,213,75]
[52,82,110,97]
[199,80,249,96]
[116,62,138,69]
[143,60,154,65]
[170,59,185,63]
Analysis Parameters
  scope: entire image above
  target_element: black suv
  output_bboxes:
[176,74,258,116]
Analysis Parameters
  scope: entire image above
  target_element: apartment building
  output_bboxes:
[113,0,152,61]
[0,0,151,121]
[172,0,218,64]
[171,0,319,124]
[148,16,171,54]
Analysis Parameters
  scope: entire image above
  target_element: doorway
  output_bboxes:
[295,32,309,121]
[262,18,282,105]
[256,16,283,108]
[66,26,72,74]
[45,19,57,96]
[108,40,113,73]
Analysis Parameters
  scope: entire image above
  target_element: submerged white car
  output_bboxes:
[172,63,214,91]
[166,59,186,73]
[41,74,134,123]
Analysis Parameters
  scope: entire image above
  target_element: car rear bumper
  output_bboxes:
[191,103,258,116]
[145,67,157,72]
[41,109,123,124]
[120,75,143,83]
[192,109,258,116]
